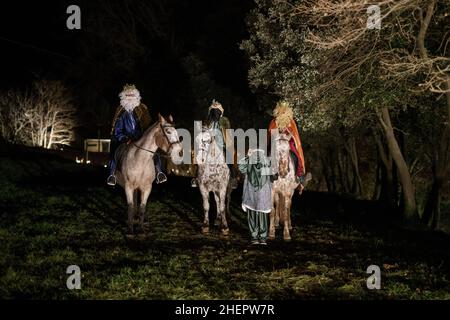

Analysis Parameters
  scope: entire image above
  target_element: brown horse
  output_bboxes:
[269,132,299,241]
[116,114,183,235]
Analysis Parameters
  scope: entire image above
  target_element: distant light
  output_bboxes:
[104,165,107,168]
[86,160,91,164]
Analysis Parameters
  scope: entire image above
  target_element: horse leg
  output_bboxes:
[214,191,221,227]
[216,183,231,227]
[216,190,229,236]
[274,198,280,228]
[125,186,135,235]
[200,186,210,234]
[269,191,277,240]
[133,190,139,226]
[138,186,152,234]
[282,195,292,241]
[287,195,293,230]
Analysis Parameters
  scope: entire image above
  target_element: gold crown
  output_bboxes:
[123,83,137,91]
[209,99,224,114]
[274,101,294,130]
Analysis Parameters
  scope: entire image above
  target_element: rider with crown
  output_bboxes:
[191,99,238,189]
[268,101,311,193]
[107,84,167,186]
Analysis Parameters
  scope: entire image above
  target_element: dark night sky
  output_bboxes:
[0,0,256,140]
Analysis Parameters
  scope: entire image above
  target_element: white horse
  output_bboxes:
[269,132,300,241]
[195,130,231,236]
[116,114,183,235]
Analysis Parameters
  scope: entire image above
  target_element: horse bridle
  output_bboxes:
[132,123,181,156]
[196,132,214,163]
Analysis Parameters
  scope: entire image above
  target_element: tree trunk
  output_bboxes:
[344,137,363,197]
[373,129,396,208]
[417,0,436,60]
[322,149,334,193]
[337,148,350,193]
[372,161,381,201]
[423,77,450,229]
[423,177,443,229]
[47,111,58,149]
[329,148,338,192]
[377,107,418,224]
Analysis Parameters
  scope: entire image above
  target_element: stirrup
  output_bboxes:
[156,172,167,184]
[107,175,116,186]
[191,178,198,188]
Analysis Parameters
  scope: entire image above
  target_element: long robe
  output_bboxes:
[238,150,272,241]
[268,118,305,177]
[238,150,272,213]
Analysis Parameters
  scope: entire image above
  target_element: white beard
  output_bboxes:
[119,89,141,112]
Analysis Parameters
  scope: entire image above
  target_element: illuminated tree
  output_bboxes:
[0,80,77,149]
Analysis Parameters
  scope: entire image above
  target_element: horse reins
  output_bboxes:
[132,123,181,158]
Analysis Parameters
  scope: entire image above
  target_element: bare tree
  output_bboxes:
[0,89,32,143]
[0,80,77,149]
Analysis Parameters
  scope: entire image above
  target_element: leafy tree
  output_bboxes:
[241,0,450,227]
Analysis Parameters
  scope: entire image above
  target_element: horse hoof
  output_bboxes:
[283,236,292,242]
[221,228,230,236]
[201,227,209,234]
[268,234,275,240]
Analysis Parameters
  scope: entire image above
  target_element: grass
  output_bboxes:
[0,148,450,299]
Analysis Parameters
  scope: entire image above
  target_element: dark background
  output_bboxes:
[0,0,257,146]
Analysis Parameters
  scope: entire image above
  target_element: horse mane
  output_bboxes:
[134,120,161,147]
[143,115,174,136]
[145,121,160,135]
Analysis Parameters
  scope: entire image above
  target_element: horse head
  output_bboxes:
[194,126,224,165]
[156,114,183,163]
[195,130,212,164]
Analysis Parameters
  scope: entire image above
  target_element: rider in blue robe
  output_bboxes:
[107,84,166,186]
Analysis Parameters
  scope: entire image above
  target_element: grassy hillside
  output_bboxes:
[0,148,449,299]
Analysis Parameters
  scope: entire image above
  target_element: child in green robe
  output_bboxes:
[238,149,273,245]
